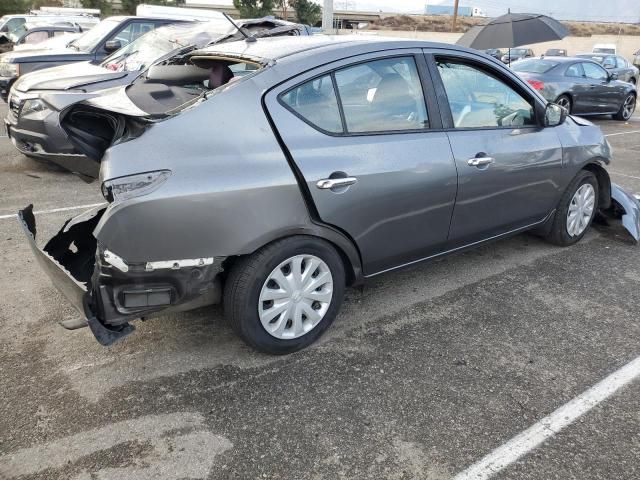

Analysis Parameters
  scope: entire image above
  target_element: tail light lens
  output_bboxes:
[527,79,545,91]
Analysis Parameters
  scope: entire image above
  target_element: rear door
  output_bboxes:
[427,50,564,247]
[265,50,458,275]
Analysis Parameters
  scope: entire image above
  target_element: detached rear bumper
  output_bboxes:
[18,205,225,346]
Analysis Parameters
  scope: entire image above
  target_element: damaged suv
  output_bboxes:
[19,37,640,354]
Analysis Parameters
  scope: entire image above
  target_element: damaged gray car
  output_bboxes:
[19,37,640,354]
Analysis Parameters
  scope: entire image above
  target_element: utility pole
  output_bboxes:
[322,0,334,32]
[452,0,460,31]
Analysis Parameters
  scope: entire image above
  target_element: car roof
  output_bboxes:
[190,35,466,62]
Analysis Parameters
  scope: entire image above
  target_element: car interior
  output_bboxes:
[437,60,535,128]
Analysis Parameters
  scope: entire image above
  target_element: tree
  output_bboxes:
[232,0,275,18]
[290,0,321,26]
[119,0,185,15]
[0,0,27,17]
[79,0,112,15]
[275,0,289,19]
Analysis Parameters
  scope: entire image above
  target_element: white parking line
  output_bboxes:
[605,130,640,137]
[609,171,640,180]
[0,203,104,220]
[453,355,640,480]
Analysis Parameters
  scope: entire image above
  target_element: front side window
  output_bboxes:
[582,62,608,81]
[616,56,627,68]
[437,59,535,128]
[280,74,343,133]
[22,31,49,44]
[334,57,428,133]
[108,21,157,48]
[565,63,584,77]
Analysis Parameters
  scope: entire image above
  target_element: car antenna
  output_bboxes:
[223,13,257,43]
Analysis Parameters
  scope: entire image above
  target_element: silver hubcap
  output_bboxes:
[566,183,595,237]
[259,255,333,340]
[623,95,636,119]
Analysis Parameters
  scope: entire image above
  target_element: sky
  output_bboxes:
[192,1,640,23]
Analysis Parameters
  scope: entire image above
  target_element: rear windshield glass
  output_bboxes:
[512,59,558,73]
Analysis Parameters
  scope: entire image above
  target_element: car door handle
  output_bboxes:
[467,157,494,167]
[316,177,358,189]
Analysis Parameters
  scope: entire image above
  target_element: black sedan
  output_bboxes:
[511,56,636,120]
[575,53,639,85]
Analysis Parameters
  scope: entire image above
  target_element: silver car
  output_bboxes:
[19,37,640,354]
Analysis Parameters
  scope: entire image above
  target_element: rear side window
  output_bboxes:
[280,56,429,135]
[280,74,343,133]
[334,57,429,133]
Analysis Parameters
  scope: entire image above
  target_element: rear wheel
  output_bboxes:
[224,236,345,354]
[613,93,636,121]
[545,170,598,246]
[555,94,572,113]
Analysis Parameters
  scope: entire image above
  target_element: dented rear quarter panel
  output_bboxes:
[95,77,311,263]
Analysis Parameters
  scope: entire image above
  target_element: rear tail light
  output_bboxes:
[527,79,545,91]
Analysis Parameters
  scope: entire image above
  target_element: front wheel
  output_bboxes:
[545,170,598,246]
[614,93,636,121]
[224,236,345,354]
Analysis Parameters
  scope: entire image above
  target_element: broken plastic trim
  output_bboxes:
[610,183,640,242]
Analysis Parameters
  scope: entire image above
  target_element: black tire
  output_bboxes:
[224,236,345,355]
[630,78,637,86]
[613,93,636,121]
[555,94,572,113]
[545,170,598,246]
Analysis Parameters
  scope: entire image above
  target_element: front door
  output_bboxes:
[581,62,621,113]
[428,53,564,247]
[265,51,458,275]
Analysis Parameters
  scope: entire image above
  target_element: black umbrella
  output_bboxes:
[456,13,569,50]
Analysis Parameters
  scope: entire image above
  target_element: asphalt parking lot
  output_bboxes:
[0,101,639,480]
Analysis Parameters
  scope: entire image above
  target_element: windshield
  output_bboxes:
[69,18,120,52]
[577,54,606,64]
[100,20,233,72]
[512,59,558,73]
[593,48,615,54]
[510,49,527,56]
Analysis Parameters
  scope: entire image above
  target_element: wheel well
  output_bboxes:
[223,233,361,287]
[556,92,572,104]
[582,162,611,209]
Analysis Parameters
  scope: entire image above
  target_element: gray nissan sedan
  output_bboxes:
[18,37,640,354]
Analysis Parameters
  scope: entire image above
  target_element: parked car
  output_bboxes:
[0,15,193,101]
[18,37,640,353]
[511,57,636,120]
[484,48,503,60]
[634,49,640,68]
[544,48,567,56]
[0,12,98,43]
[13,25,81,50]
[592,43,616,55]
[4,18,308,171]
[501,48,534,63]
[575,53,639,85]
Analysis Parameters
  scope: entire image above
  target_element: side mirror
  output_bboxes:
[544,103,567,127]
[609,72,619,81]
[104,40,121,53]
